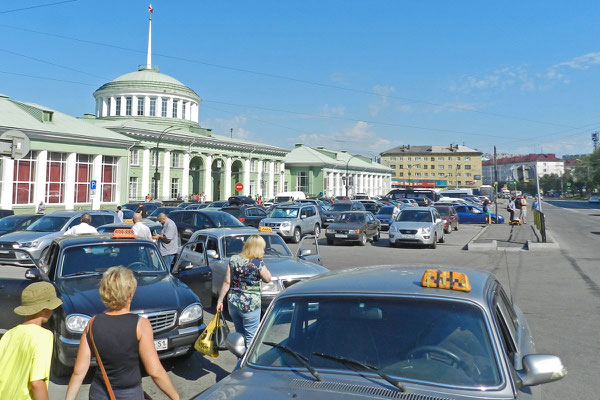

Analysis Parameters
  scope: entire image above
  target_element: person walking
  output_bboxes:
[0,282,62,400]
[116,206,124,223]
[392,202,402,220]
[36,201,46,215]
[64,213,98,236]
[483,199,491,224]
[145,193,151,202]
[153,213,179,268]
[520,195,528,224]
[131,213,152,240]
[532,196,540,211]
[507,196,516,223]
[216,235,271,347]
[65,267,179,400]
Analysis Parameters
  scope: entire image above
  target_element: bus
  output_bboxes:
[477,185,495,202]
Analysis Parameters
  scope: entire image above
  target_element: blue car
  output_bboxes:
[375,206,395,231]
[454,204,504,224]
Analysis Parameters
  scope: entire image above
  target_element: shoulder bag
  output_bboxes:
[214,310,231,351]
[88,317,116,400]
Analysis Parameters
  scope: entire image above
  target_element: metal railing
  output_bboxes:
[532,209,547,243]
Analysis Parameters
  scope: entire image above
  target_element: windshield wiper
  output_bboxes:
[312,352,405,392]
[131,270,164,275]
[263,341,321,382]
[62,271,102,278]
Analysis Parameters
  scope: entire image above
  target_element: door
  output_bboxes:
[366,213,378,237]
[172,239,213,308]
[297,235,322,265]
[178,212,197,243]
[299,207,310,233]
[468,206,485,224]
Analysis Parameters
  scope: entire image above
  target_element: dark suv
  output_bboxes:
[169,210,248,243]
[221,205,268,227]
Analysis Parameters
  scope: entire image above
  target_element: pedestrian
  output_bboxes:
[0,281,62,399]
[64,213,98,236]
[116,206,124,223]
[392,202,402,220]
[65,267,180,400]
[36,201,46,215]
[483,199,491,224]
[507,196,516,222]
[153,213,179,268]
[131,213,152,240]
[137,204,148,218]
[520,195,528,224]
[257,195,262,206]
[532,196,540,211]
[216,235,272,347]
[145,193,151,202]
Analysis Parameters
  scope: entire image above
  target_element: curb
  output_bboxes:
[466,225,497,250]
[526,227,560,250]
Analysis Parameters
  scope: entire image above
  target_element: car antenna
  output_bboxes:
[504,250,513,303]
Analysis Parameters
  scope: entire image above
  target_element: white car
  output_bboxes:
[389,207,445,249]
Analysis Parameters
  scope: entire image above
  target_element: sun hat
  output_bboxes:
[14,281,62,316]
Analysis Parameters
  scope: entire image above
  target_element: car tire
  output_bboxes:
[454,223,459,231]
[430,234,437,249]
[326,238,334,245]
[439,234,445,243]
[292,228,301,244]
[358,233,367,246]
[314,224,320,237]
[51,338,73,377]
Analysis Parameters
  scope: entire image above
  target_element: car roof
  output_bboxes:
[401,206,433,211]
[282,265,494,304]
[47,211,100,217]
[53,233,154,246]
[192,227,276,238]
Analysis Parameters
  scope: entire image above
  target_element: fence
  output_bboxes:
[532,209,547,243]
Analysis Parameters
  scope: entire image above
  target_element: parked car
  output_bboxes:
[375,206,395,231]
[432,205,459,233]
[185,203,209,210]
[260,204,321,243]
[227,196,257,206]
[454,204,504,224]
[325,211,380,246]
[0,211,119,266]
[122,202,161,215]
[317,205,336,227]
[178,228,328,309]
[397,198,418,207]
[206,201,229,209]
[0,209,15,219]
[334,196,351,202]
[589,196,600,204]
[147,206,179,221]
[169,210,249,243]
[389,207,445,248]
[97,221,162,236]
[221,205,268,227]
[0,214,42,236]
[178,202,201,208]
[200,266,566,400]
[0,232,211,376]
[328,200,366,214]
[358,200,381,213]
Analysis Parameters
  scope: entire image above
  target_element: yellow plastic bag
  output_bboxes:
[194,312,219,358]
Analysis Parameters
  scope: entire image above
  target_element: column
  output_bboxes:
[328,171,334,197]
[268,161,275,199]
[224,157,232,199]
[64,153,76,210]
[377,175,382,195]
[162,150,171,199]
[120,96,126,116]
[203,154,212,201]
[280,162,285,192]
[182,152,190,198]
[91,154,102,210]
[34,150,48,205]
[337,172,343,196]
[132,96,139,116]
[177,100,183,119]
[191,103,198,122]
[141,148,150,199]
[109,96,116,116]
[1,158,14,209]
[243,158,251,197]
[102,98,109,117]
[257,160,263,197]
[95,99,101,117]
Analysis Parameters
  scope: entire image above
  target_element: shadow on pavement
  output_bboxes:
[161,352,231,382]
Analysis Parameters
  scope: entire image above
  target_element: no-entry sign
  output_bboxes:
[235,183,243,192]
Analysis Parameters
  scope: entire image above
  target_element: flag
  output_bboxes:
[148,4,153,13]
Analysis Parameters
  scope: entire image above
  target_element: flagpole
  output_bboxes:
[146,4,153,69]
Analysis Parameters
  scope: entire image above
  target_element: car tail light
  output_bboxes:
[238,217,245,222]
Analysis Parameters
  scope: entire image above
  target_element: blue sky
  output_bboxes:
[1,0,600,157]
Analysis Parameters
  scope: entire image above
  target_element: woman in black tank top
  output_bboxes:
[65,266,180,400]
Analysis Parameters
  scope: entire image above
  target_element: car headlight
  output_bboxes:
[389,224,397,232]
[260,279,280,295]
[421,227,431,234]
[280,221,291,228]
[179,303,203,324]
[66,314,91,333]
[354,229,360,234]
[20,241,40,248]
[326,228,333,233]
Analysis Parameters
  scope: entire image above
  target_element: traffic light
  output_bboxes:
[513,181,517,185]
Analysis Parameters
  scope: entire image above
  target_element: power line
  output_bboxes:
[0,0,78,15]
[0,70,97,86]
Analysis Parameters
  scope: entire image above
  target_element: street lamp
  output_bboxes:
[153,125,178,200]
[345,153,360,197]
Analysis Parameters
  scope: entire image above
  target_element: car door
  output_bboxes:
[366,213,378,236]
[178,212,197,243]
[252,207,267,228]
[468,206,485,223]
[433,210,444,236]
[171,238,213,308]
[299,207,310,233]
[204,236,227,295]
[243,208,258,227]
[454,205,469,223]
[297,235,322,265]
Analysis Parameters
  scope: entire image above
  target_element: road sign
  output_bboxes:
[235,183,243,192]
[90,180,97,190]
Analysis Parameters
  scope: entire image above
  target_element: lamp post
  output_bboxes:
[153,125,177,200]
[345,153,360,197]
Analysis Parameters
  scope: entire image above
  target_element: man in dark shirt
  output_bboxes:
[153,213,179,268]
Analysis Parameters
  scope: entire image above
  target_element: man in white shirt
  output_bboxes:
[392,202,402,220]
[116,206,124,223]
[64,214,98,236]
[131,213,152,240]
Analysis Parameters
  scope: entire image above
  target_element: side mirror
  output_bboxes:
[298,249,311,257]
[226,332,246,358]
[206,250,219,259]
[517,354,567,387]
[436,218,442,224]
[25,268,42,280]
[179,261,194,271]
[300,214,307,219]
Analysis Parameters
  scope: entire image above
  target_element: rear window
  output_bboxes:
[27,216,70,232]
[434,207,450,216]
[222,208,242,218]
[377,206,394,215]
[205,212,244,228]
[329,203,351,211]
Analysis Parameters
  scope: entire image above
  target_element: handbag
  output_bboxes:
[214,311,230,351]
[194,312,219,358]
[88,317,116,400]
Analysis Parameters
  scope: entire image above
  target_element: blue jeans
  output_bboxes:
[89,379,143,400]
[162,253,176,269]
[227,300,261,348]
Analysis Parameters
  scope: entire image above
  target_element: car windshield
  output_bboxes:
[206,212,245,228]
[249,296,500,388]
[377,206,394,215]
[122,203,141,211]
[270,208,299,218]
[434,207,450,216]
[224,234,292,258]
[398,210,432,222]
[122,210,134,219]
[328,203,351,211]
[0,217,26,230]
[59,243,166,277]
[208,201,227,208]
[336,213,365,224]
[26,216,70,232]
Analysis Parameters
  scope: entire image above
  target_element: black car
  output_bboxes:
[122,202,162,216]
[169,210,249,243]
[227,196,257,206]
[358,200,381,214]
[325,211,380,246]
[148,206,179,221]
[0,214,42,236]
[185,203,209,210]
[0,209,15,219]
[221,205,267,228]
[0,233,212,376]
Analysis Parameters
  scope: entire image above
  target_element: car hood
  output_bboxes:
[261,218,297,224]
[0,230,58,243]
[391,221,433,230]
[57,274,188,315]
[261,256,328,278]
[326,222,364,230]
[375,215,393,220]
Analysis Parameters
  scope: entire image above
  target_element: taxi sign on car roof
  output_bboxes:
[112,228,137,239]
[421,269,471,292]
[258,226,273,233]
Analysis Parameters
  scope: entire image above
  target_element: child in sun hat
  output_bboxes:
[0,281,62,400]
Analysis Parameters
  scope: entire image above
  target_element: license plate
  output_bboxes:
[154,339,168,351]
[335,234,348,238]
[402,234,414,238]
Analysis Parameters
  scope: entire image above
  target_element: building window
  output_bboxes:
[137,97,144,116]
[407,157,412,161]
[13,151,37,204]
[126,97,132,116]
[431,164,435,169]
[398,157,403,161]
[150,97,156,116]
[74,154,92,203]
[431,157,435,161]
[465,165,472,170]
[161,98,168,117]
[458,181,462,186]
[398,165,403,169]
[263,161,269,173]
[423,165,428,169]
[284,181,289,192]
[115,98,121,116]
[130,149,139,166]
[448,173,453,177]
[414,172,421,177]
[466,173,472,177]
[390,165,396,169]
[171,153,181,168]
[250,160,257,173]
[438,173,444,177]
[171,178,180,199]
[297,171,309,193]
[457,157,461,160]
[465,157,471,161]
[438,157,444,161]
[274,181,279,195]
[424,173,428,177]
[438,165,444,169]
[129,177,138,199]
[46,152,66,203]
[101,156,118,202]
[399,172,404,177]
[414,164,421,169]
[414,156,421,161]
[172,100,178,118]
[390,157,396,161]
[448,156,453,161]
[391,172,396,177]
[182,102,186,120]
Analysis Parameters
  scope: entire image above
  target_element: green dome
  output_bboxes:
[113,69,185,86]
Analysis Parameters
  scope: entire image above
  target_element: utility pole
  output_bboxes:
[494,146,498,217]
[230,128,233,138]
[535,163,543,213]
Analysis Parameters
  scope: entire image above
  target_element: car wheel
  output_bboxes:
[51,337,73,377]
[358,233,367,246]
[326,238,334,245]
[314,224,320,237]
[429,234,437,249]
[454,223,459,231]
[439,233,445,243]
[373,230,380,242]
[292,228,301,243]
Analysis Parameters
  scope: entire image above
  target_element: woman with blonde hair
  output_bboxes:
[216,235,271,347]
[65,266,179,400]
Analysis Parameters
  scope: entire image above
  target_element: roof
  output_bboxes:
[282,265,494,304]
[482,153,564,166]
[0,95,136,147]
[285,144,391,173]
[193,227,273,237]
[381,144,482,155]
[54,233,153,246]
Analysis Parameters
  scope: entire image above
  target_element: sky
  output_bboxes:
[1,0,600,158]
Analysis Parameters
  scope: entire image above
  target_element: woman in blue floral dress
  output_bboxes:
[216,235,271,347]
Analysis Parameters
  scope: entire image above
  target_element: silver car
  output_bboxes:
[259,203,321,243]
[0,211,118,266]
[176,228,328,309]
[389,207,445,248]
